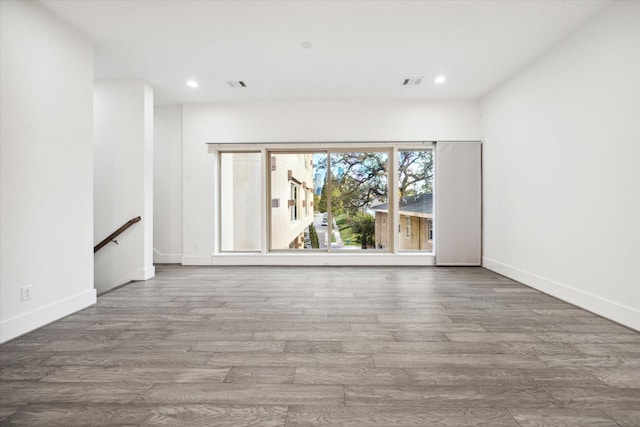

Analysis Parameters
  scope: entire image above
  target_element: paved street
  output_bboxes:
[313,213,346,249]
[313,213,328,249]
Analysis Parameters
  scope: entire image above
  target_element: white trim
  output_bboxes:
[182,255,213,265]
[399,210,432,219]
[391,146,399,253]
[212,143,435,257]
[436,261,480,266]
[153,248,182,264]
[482,257,640,333]
[261,148,268,254]
[0,289,96,343]
[203,253,435,266]
[214,149,221,254]
[136,265,156,280]
[208,141,435,151]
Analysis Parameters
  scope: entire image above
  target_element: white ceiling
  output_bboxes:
[39,0,612,105]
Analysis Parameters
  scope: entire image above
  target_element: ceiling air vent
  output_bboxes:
[402,77,423,86]
[227,81,247,88]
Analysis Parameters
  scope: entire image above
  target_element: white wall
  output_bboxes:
[0,0,96,342]
[153,105,183,263]
[180,100,481,264]
[94,80,155,293]
[482,1,640,331]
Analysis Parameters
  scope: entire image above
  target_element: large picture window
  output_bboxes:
[219,144,434,255]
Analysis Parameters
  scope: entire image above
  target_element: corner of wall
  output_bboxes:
[0,289,96,344]
[483,257,640,332]
[480,1,640,332]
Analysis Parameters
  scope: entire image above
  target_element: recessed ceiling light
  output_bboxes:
[434,75,446,84]
[300,41,313,49]
[186,80,198,88]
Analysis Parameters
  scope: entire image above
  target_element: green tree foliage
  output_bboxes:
[317,176,344,215]
[313,194,321,213]
[348,212,376,249]
[317,182,327,213]
[308,222,320,249]
[398,151,433,196]
[324,151,433,211]
[330,152,388,212]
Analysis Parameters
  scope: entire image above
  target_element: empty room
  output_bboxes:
[1,0,639,425]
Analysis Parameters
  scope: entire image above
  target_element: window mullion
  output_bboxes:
[326,151,332,253]
[390,147,399,254]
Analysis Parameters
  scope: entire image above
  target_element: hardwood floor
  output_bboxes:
[1,265,639,426]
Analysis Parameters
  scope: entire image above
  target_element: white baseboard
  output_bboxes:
[0,289,97,343]
[436,261,482,266]
[207,253,436,266]
[482,257,640,332]
[153,248,182,264]
[182,255,214,265]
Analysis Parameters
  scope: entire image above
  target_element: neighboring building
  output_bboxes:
[313,168,324,195]
[372,194,433,251]
[270,153,315,249]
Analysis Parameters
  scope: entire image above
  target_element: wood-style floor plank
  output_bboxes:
[602,408,640,427]
[294,367,411,385]
[0,403,151,426]
[142,383,344,405]
[141,405,288,426]
[285,406,520,426]
[0,382,152,405]
[1,265,638,426]
[40,366,229,383]
[509,408,618,427]
[221,366,295,384]
[0,407,23,423]
[373,353,549,369]
[344,384,560,409]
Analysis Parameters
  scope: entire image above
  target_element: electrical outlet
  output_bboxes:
[194,243,199,250]
[21,285,32,301]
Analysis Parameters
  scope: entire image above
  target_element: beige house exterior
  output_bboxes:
[269,153,315,249]
[372,194,433,251]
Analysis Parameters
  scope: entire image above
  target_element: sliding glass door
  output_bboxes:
[269,152,326,251]
[329,151,389,251]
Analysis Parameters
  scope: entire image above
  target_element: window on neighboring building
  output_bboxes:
[405,217,411,237]
[428,219,433,240]
[290,183,299,222]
